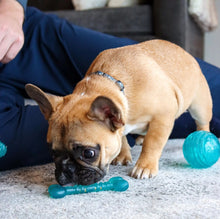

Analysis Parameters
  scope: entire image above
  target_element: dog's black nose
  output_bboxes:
[54,155,77,185]
[55,171,72,186]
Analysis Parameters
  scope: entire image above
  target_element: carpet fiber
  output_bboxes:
[0,139,220,219]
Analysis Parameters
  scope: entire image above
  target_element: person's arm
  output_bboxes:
[0,0,25,63]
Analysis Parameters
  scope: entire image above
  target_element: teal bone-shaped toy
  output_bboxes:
[48,176,129,199]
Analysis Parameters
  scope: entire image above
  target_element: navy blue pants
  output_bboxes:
[0,7,220,170]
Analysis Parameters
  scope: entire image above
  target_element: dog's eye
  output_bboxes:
[83,149,95,159]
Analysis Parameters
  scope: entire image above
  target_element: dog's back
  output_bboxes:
[86,39,211,121]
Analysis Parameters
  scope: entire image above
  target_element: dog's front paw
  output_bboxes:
[130,161,158,179]
[112,153,132,166]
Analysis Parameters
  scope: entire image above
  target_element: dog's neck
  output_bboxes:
[89,71,125,94]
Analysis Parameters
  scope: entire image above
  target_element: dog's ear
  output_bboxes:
[87,96,125,132]
[25,84,63,120]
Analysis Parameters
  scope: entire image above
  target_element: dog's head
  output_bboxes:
[25,84,125,186]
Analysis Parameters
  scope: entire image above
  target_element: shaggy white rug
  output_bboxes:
[0,139,220,219]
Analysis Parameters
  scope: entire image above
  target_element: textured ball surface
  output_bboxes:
[183,131,220,168]
[0,141,7,158]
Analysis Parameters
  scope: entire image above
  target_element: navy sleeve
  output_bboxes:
[16,0,28,11]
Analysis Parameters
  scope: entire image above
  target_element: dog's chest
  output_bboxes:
[123,122,148,136]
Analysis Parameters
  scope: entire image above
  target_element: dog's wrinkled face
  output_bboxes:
[47,116,122,186]
[25,84,125,185]
[51,143,104,186]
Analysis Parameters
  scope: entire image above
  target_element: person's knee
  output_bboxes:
[0,92,52,170]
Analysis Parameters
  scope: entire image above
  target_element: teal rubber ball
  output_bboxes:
[0,141,7,158]
[183,131,220,168]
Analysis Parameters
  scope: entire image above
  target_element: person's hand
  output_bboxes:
[0,0,25,63]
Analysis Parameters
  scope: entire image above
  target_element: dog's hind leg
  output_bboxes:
[135,135,144,145]
[112,136,132,166]
[188,74,213,132]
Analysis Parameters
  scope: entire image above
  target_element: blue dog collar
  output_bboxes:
[91,71,125,94]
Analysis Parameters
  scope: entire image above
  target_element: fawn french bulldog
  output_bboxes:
[25,39,212,185]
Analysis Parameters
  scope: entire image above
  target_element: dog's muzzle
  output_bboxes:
[54,153,106,186]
